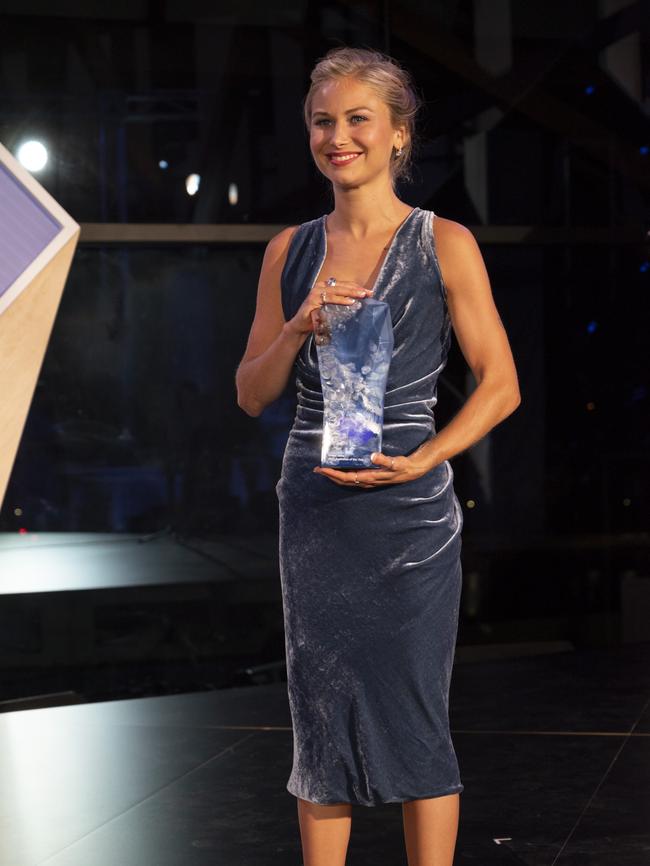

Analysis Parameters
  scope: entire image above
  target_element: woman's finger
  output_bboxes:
[370,452,399,471]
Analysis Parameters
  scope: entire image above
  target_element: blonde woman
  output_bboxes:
[236,45,520,866]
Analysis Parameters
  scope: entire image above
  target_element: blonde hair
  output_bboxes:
[303,45,423,187]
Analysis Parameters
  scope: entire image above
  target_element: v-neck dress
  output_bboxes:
[276,206,464,806]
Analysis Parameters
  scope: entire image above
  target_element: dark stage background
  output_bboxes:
[0,0,648,708]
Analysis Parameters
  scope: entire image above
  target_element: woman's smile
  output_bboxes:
[327,152,363,166]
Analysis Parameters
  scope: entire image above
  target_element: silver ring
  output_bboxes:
[391,458,395,470]
[354,472,359,485]
[320,290,327,303]
[326,277,337,287]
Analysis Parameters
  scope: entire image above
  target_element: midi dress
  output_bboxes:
[276,206,464,806]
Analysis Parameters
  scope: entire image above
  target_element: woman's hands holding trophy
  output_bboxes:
[285,276,435,488]
[314,448,434,488]
[285,277,374,336]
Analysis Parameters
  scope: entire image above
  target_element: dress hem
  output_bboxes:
[286,782,464,807]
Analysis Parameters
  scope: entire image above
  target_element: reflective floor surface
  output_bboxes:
[0,642,648,865]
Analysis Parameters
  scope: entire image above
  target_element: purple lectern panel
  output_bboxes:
[0,163,62,299]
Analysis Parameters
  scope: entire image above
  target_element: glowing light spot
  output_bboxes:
[16,140,48,172]
[185,173,201,196]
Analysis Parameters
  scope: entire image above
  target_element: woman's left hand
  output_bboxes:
[313,450,431,488]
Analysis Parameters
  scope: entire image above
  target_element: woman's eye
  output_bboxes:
[314,115,367,127]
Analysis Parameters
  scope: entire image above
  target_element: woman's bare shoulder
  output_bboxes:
[431,214,476,246]
[430,214,483,290]
[266,223,301,256]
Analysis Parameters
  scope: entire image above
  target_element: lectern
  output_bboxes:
[0,141,80,509]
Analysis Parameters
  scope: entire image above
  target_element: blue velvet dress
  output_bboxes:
[276,206,464,806]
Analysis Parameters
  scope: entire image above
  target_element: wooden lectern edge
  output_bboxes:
[0,229,80,513]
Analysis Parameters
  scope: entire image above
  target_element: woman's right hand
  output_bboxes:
[286,280,374,336]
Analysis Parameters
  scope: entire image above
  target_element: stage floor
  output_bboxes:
[0,642,648,865]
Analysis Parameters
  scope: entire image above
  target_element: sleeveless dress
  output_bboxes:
[276,206,464,806]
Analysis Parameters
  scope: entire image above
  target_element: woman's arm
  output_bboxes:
[412,217,521,471]
[235,225,308,417]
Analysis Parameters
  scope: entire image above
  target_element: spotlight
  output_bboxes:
[159,159,169,169]
[16,140,48,172]
[185,173,200,196]
[228,182,239,205]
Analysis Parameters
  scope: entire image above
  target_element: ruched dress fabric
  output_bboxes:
[276,206,464,806]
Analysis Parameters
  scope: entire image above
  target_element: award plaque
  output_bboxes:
[313,297,394,468]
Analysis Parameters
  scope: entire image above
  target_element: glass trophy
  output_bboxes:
[313,297,394,468]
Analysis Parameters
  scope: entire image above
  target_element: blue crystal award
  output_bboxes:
[313,297,394,468]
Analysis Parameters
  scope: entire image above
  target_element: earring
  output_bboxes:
[395,146,403,156]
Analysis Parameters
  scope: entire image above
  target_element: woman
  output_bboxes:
[236,46,520,866]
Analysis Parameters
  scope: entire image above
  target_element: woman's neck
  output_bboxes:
[326,196,413,242]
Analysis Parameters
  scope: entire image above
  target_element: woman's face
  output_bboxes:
[309,76,404,187]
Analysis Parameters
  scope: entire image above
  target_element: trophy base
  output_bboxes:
[321,455,374,469]
[320,431,381,469]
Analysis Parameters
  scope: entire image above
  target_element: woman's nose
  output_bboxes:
[329,120,349,144]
